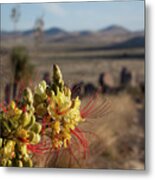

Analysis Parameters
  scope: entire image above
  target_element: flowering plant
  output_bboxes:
[33,64,86,151]
[0,64,87,167]
[0,88,41,167]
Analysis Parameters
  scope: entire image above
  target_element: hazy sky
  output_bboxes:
[1,1,144,32]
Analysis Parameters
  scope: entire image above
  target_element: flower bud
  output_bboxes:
[28,132,40,144]
[18,144,27,155]
[7,160,12,167]
[21,112,31,127]
[53,64,64,89]
[31,122,42,134]
[25,115,35,130]
[16,160,23,167]
[1,159,7,166]
[4,140,15,157]
[35,81,47,100]
[23,88,33,104]
[0,138,2,148]
[23,158,33,167]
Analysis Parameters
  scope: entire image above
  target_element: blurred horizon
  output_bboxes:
[1,1,144,32]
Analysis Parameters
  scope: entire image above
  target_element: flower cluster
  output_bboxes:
[0,89,42,167]
[34,64,84,149]
[0,64,85,167]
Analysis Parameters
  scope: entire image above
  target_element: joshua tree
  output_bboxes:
[34,14,44,46]
[10,5,21,33]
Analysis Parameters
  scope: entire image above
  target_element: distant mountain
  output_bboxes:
[78,30,92,36]
[104,36,145,49]
[1,25,139,37]
[1,27,67,37]
[99,25,130,35]
[22,29,34,36]
[45,27,67,36]
[1,31,8,35]
[1,25,144,47]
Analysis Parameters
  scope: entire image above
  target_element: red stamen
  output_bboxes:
[68,144,81,167]
[74,128,89,158]
[80,94,95,115]
[27,138,51,154]
[81,96,98,118]
[86,98,111,119]
[71,128,88,159]
[0,102,8,112]
[22,105,27,113]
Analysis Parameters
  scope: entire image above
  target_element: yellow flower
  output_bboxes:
[6,101,22,118]
[62,131,71,148]
[3,140,15,157]
[52,138,63,149]
[52,120,61,134]
[47,87,72,120]
[46,80,84,148]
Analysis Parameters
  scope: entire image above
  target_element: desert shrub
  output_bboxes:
[10,46,34,98]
